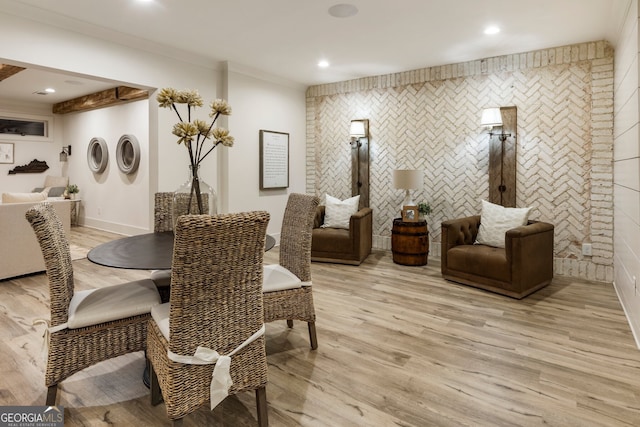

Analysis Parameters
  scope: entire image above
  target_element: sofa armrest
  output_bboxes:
[350,207,372,258]
[350,207,372,222]
[506,220,554,286]
[313,205,326,229]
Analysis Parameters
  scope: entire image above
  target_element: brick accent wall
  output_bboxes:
[306,41,614,283]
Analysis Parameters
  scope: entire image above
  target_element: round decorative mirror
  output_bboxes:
[87,137,108,173]
[116,134,140,175]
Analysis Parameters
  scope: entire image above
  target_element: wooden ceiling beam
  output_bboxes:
[0,64,26,81]
[116,86,149,101]
[52,86,149,114]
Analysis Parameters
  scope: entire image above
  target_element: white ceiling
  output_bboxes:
[0,0,631,106]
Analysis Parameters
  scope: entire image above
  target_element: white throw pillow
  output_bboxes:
[475,200,531,248]
[1,192,47,204]
[322,194,360,229]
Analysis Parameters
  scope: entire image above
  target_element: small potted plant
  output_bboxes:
[417,202,431,220]
[65,184,79,200]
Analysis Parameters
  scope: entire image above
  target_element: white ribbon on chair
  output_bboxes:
[167,324,266,410]
[32,319,68,359]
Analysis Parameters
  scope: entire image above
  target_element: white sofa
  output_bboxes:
[0,200,71,280]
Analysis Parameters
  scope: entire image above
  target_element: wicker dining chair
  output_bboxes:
[150,192,212,298]
[263,193,320,349]
[154,191,212,233]
[147,211,270,426]
[25,202,161,406]
[150,193,175,298]
[153,192,175,233]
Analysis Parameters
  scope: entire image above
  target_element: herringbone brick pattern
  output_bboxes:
[307,41,614,282]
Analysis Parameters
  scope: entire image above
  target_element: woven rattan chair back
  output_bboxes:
[278,193,320,281]
[26,202,157,406]
[147,211,270,425]
[154,192,174,232]
[154,192,211,233]
[25,203,75,327]
[262,193,320,351]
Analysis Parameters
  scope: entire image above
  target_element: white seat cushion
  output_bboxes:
[263,264,311,293]
[150,269,171,288]
[67,279,161,329]
[151,302,171,340]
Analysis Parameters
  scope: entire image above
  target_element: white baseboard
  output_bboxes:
[82,217,149,236]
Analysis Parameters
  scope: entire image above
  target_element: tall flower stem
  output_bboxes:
[190,167,204,214]
[157,88,231,223]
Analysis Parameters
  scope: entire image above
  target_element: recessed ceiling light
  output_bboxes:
[318,60,330,68]
[484,26,500,35]
[45,88,56,93]
[328,4,358,18]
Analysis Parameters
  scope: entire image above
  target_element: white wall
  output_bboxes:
[0,11,220,232]
[62,100,149,234]
[0,12,305,238]
[225,64,307,239]
[0,101,63,192]
[613,0,640,346]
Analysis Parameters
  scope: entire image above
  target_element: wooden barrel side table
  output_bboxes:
[391,218,429,266]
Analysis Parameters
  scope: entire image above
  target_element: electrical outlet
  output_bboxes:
[582,243,592,256]
[634,276,637,295]
[97,207,102,216]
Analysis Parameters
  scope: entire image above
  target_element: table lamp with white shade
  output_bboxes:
[393,169,423,212]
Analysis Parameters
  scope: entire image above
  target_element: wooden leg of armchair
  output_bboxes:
[286,319,294,328]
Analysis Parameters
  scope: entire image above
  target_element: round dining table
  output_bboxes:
[88,231,276,269]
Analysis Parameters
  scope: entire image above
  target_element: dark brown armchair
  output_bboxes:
[441,215,554,299]
[311,205,372,265]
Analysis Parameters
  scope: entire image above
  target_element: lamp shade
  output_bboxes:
[393,169,423,190]
[349,120,367,138]
[480,108,502,127]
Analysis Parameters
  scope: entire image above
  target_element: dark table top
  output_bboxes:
[88,231,276,270]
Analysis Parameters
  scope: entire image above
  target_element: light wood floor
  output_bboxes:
[2,226,640,426]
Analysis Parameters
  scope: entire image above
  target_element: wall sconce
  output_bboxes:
[481,107,511,142]
[349,119,370,208]
[349,119,368,143]
[480,107,517,207]
[59,145,72,162]
[393,169,423,212]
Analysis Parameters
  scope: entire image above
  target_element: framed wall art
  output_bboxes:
[0,142,14,164]
[259,130,289,190]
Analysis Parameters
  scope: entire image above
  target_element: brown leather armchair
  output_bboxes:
[441,215,554,299]
[311,205,372,265]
